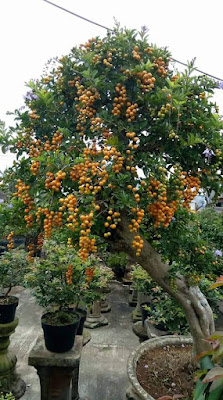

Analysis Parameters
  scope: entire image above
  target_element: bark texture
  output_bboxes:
[112,213,215,354]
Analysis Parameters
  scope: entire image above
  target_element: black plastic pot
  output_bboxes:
[0,296,19,324]
[76,308,87,335]
[41,311,80,353]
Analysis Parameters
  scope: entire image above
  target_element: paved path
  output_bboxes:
[10,282,138,400]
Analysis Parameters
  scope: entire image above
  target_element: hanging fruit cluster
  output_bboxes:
[180,173,201,208]
[104,210,121,238]
[79,212,97,261]
[7,231,14,250]
[36,208,63,238]
[66,265,73,285]
[14,180,34,228]
[136,71,156,91]
[85,266,95,283]
[59,194,79,231]
[147,178,178,228]
[45,170,66,192]
[27,243,35,263]
[30,160,40,176]
[112,84,127,116]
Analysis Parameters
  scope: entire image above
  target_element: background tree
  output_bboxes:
[1,26,223,353]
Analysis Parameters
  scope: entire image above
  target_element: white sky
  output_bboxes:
[1,0,223,171]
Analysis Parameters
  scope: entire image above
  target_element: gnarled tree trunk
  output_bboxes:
[113,214,214,354]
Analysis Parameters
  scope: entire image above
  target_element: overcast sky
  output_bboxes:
[1,0,223,171]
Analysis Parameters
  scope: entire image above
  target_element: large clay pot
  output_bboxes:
[126,335,193,400]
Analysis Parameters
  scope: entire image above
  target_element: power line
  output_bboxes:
[43,0,223,83]
[42,0,112,31]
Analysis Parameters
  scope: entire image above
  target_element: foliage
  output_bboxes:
[132,265,189,333]
[106,252,127,278]
[25,240,86,310]
[0,393,15,400]
[81,259,114,305]
[0,25,223,349]
[131,265,155,293]
[193,331,223,400]
[25,240,113,310]
[132,266,222,334]
[0,247,29,297]
[198,208,223,251]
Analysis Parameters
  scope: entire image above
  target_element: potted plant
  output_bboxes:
[25,240,86,352]
[0,247,29,323]
[81,257,114,309]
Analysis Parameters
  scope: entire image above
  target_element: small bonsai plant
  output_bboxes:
[106,252,127,280]
[132,266,222,334]
[25,240,86,325]
[0,246,29,304]
[81,256,114,308]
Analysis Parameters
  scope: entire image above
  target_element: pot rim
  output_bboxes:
[127,335,193,400]
[41,310,80,327]
[0,295,19,304]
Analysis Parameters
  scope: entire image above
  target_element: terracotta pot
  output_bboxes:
[126,335,193,400]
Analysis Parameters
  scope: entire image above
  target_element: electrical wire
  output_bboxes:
[43,0,223,83]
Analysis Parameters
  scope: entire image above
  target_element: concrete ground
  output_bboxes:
[10,282,139,400]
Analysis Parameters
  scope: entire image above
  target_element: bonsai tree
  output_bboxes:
[0,246,29,302]
[1,25,223,353]
[80,256,114,307]
[25,240,87,314]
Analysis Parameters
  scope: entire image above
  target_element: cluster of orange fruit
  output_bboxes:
[28,131,63,158]
[7,231,14,250]
[29,109,40,120]
[126,103,138,122]
[112,84,127,116]
[37,232,44,251]
[136,71,156,92]
[66,265,73,285]
[36,208,63,238]
[78,212,97,261]
[129,208,144,233]
[85,266,95,283]
[132,235,144,257]
[59,194,79,231]
[158,103,171,118]
[14,180,34,228]
[103,52,113,68]
[104,210,121,238]
[153,57,168,77]
[30,161,40,176]
[132,45,141,61]
[90,116,103,133]
[147,178,178,228]
[45,170,66,192]
[27,243,34,263]
[75,81,100,136]
[29,139,42,157]
[180,173,201,209]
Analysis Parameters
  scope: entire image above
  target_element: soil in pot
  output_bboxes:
[136,344,196,399]
[41,310,80,353]
[0,296,19,323]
